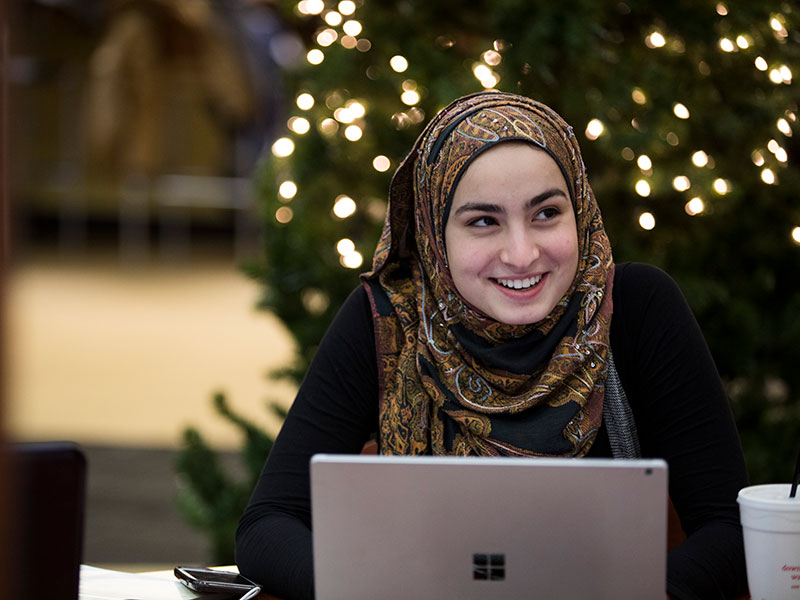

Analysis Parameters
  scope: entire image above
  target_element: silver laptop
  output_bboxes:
[311,454,667,600]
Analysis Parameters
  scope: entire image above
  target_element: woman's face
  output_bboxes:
[444,143,579,325]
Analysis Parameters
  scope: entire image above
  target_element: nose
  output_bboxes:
[499,228,540,269]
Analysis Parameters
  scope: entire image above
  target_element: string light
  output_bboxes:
[645,32,666,48]
[341,251,363,269]
[336,238,355,256]
[719,38,736,52]
[637,155,652,171]
[272,137,295,157]
[716,3,728,16]
[635,180,651,197]
[779,65,793,84]
[736,35,750,49]
[685,197,705,216]
[296,93,315,110]
[324,11,342,26]
[691,151,709,167]
[673,176,691,192]
[401,89,421,105]
[631,88,647,105]
[343,20,362,36]
[751,151,765,166]
[275,206,294,223]
[713,179,729,195]
[769,69,783,84]
[755,57,768,71]
[777,118,792,136]
[673,103,690,119]
[333,107,355,123]
[279,181,298,200]
[761,168,776,185]
[338,0,356,15]
[307,49,325,65]
[585,119,605,140]
[344,124,363,141]
[639,212,656,230]
[298,0,324,15]
[390,55,408,72]
[316,29,338,47]
[319,118,339,136]
[346,100,366,118]
[333,195,357,218]
[288,117,311,134]
[372,155,391,172]
[792,227,800,245]
[482,50,502,66]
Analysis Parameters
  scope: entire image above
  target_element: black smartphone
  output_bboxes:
[174,566,259,594]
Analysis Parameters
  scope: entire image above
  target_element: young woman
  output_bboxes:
[236,91,749,599]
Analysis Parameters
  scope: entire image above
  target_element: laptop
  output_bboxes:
[311,454,667,600]
[10,441,87,600]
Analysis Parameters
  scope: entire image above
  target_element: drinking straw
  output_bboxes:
[791,446,800,499]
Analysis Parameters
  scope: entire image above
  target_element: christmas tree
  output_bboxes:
[249,0,798,482]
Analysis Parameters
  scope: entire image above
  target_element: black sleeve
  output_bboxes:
[235,286,379,600]
[611,263,749,600]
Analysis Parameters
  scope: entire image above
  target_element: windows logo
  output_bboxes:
[472,553,506,581]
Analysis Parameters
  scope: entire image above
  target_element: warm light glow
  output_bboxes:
[585,119,605,140]
[719,38,735,52]
[769,69,783,84]
[770,17,784,32]
[346,101,366,119]
[635,180,651,197]
[307,49,325,65]
[482,50,502,66]
[333,107,355,123]
[372,155,391,172]
[716,3,728,16]
[755,57,768,71]
[775,147,788,163]
[767,139,781,154]
[333,195,357,218]
[336,238,355,256]
[685,197,705,216]
[780,65,793,83]
[316,29,338,47]
[639,212,656,230]
[692,151,709,167]
[343,20,362,36]
[631,88,647,105]
[761,168,776,185]
[338,0,356,15]
[401,90,421,105]
[324,11,343,26]
[340,35,357,49]
[646,32,666,48]
[275,206,293,223]
[390,55,408,72]
[341,250,363,269]
[319,118,339,136]
[271,137,295,157]
[296,93,315,110]
[289,117,311,134]
[673,103,690,119]
[736,35,750,49]
[751,151,765,166]
[637,155,652,171]
[792,227,800,245]
[279,180,297,200]
[472,63,496,86]
[300,0,324,15]
[777,118,792,136]
[713,179,729,195]
[673,176,691,192]
[344,125,363,141]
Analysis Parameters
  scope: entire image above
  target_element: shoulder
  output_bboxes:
[612,262,692,324]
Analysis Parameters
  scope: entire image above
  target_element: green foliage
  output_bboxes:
[175,393,280,563]
[247,0,799,483]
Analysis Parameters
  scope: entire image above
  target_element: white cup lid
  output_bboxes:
[738,484,800,510]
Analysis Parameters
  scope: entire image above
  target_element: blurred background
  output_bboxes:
[4,0,799,573]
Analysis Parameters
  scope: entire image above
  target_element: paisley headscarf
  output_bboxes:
[361,91,614,457]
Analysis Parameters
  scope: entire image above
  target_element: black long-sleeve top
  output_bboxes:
[236,262,749,599]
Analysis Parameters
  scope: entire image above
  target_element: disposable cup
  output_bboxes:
[738,484,800,600]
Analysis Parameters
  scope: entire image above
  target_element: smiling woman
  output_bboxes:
[236,91,749,600]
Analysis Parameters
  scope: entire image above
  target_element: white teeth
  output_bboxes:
[497,276,542,289]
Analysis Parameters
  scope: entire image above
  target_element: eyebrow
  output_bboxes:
[451,188,568,217]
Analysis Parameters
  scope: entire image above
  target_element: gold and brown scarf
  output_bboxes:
[362,91,614,457]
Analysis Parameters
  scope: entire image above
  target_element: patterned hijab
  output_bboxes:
[361,91,614,457]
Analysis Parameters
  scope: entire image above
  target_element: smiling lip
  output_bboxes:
[491,273,548,298]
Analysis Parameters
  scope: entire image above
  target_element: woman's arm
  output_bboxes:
[612,262,749,600]
[235,287,379,600]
